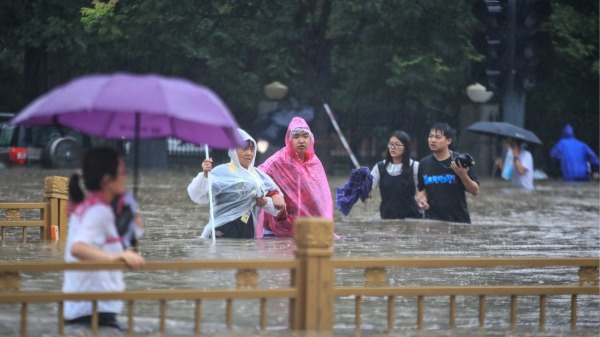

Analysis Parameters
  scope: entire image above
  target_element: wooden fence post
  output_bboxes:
[292,217,334,331]
[43,176,69,248]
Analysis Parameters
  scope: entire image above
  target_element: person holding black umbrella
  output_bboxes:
[495,137,534,190]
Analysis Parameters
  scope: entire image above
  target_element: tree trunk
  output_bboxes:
[23,47,47,104]
[23,47,71,108]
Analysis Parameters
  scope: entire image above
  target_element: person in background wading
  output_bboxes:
[495,137,534,190]
[187,129,285,239]
[370,130,423,219]
[550,124,600,181]
[63,147,145,331]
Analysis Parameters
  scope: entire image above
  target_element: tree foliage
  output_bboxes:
[0,0,597,171]
[527,0,599,167]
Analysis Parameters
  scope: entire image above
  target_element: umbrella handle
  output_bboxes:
[133,112,141,199]
[323,103,361,170]
[204,145,216,244]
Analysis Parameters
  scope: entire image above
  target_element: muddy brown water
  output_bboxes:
[0,167,598,337]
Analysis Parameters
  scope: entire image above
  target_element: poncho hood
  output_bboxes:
[561,124,575,139]
[284,117,315,161]
[196,128,281,238]
[228,128,257,169]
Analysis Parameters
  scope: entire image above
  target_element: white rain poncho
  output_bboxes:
[187,129,282,238]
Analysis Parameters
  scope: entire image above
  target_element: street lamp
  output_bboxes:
[256,139,269,154]
[466,82,494,103]
[257,81,289,155]
[461,83,498,176]
[264,81,288,100]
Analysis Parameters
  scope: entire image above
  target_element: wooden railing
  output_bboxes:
[0,176,69,243]
[0,260,299,336]
[330,257,599,332]
[0,202,49,242]
[0,218,598,336]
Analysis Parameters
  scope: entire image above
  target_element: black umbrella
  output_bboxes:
[467,121,542,145]
[253,107,314,145]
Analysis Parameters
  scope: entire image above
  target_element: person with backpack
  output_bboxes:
[63,147,145,331]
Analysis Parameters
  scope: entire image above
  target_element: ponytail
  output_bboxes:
[68,172,85,203]
[69,147,120,204]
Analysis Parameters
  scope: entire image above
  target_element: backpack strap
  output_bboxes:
[376,160,386,187]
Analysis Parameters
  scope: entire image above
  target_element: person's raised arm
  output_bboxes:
[187,158,213,204]
[512,156,528,175]
[585,145,599,180]
[450,161,480,196]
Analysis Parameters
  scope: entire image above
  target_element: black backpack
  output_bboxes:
[111,197,136,248]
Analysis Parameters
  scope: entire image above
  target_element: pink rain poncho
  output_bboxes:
[258,117,333,237]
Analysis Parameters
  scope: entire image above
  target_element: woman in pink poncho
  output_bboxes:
[258,117,333,237]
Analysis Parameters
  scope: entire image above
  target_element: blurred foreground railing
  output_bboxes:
[0,202,48,242]
[0,259,299,336]
[0,218,598,336]
[0,176,68,243]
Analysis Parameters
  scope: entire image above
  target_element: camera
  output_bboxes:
[454,153,475,168]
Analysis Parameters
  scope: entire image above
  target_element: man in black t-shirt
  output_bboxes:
[417,123,479,223]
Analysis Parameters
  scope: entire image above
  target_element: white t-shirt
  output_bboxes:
[62,203,125,320]
[503,150,534,190]
[370,159,419,190]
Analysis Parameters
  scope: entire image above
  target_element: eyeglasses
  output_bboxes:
[388,142,404,149]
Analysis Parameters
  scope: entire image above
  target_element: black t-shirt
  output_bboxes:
[417,153,479,223]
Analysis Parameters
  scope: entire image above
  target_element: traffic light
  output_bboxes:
[471,0,508,93]
[514,0,552,92]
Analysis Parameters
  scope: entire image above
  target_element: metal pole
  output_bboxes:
[323,103,361,169]
[503,0,526,127]
[133,112,140,199]
[204,145,216,244]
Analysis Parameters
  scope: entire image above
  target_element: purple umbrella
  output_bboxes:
[12,72,244,242]
[12,72,243,147]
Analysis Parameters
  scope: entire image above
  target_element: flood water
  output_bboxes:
[0,166,598,337]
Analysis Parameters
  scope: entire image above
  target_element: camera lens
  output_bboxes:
[455,153,475,167]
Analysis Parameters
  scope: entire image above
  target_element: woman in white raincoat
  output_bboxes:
[188,129,286,239]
